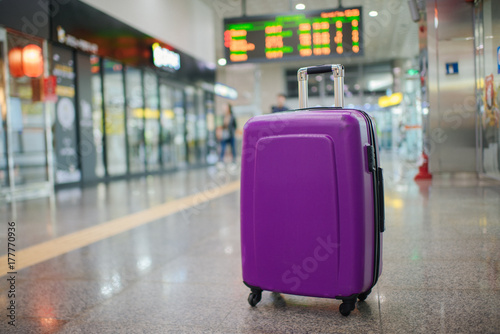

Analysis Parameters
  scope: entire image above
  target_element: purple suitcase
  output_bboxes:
[240,64,384,316]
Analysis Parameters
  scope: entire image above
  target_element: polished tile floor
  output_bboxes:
[1,154,499,333]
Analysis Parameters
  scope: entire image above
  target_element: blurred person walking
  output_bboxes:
[219,103,237,163]
[271,93,289,113]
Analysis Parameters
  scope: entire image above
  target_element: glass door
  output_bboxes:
[185,86,197,165]
[144,70,160,171]
[196,88,207,164]
[90,55,105,178]
[204,91,218,164]
[159,81,176,169]
[174,88,186,166]
[102,59,127,176]
[125,66,145,174]
[0,31,8,189]
[475,0,500,178]
[3,30,52,200]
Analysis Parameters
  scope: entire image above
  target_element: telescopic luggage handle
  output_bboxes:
[297,64,345,109]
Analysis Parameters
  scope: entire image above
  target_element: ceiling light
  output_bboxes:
[218,58,227,66]
[369,11,378,17]
[296,3,306,10]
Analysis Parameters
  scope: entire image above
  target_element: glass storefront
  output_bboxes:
[8,34,48,186]
[0,1,215,201]
[196,88,208,164]
[185,86,197,164]
[184,86,208,165]
[159,81,176,169]
[90,55,105,178]
[204,91,218,164]
[1,29,52,200]
[474,0,500,178]
[103,59,127,176]
[85,57,210,179]
[0,31,9,188]
[173,88,187,166]
[144,70,160,171]
[125,66,145,174]
[91,58,212,176]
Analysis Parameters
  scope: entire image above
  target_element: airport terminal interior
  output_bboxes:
[0,0,499,333]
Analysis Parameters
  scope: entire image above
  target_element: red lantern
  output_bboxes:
[8,47,24,77]
[22,44,44,78]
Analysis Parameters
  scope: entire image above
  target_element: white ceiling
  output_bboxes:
[203,0,420,66]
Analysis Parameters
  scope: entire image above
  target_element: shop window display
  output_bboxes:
[196,88,207,164]
[144,70,160,171]
[159,82,176,169]
[90,55,105,178]
[185,86,197,164]
[173,88,186,166]
[125,66,145,174]
[103,59,127,176]
[6,31,49,187]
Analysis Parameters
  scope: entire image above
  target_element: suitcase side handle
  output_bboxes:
[297,64,344,109]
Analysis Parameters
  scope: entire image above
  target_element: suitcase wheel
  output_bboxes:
[358,289,372,302]
[248,291,262,307]
[339,299,357,316]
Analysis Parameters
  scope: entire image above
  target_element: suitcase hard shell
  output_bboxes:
[240,65,384,316]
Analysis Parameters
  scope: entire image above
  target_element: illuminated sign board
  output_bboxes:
[378,92,403,108]
[224,7,362,63]
[152,43,181,70]
[214,83,238,100]
[57,26,98,54]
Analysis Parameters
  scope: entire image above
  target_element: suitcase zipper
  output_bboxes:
[356,110,383,289]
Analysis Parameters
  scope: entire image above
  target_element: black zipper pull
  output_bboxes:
[377,167,385,232]
[367,146,376,172]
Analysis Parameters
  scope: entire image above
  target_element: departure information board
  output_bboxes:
[224,7,362,63]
